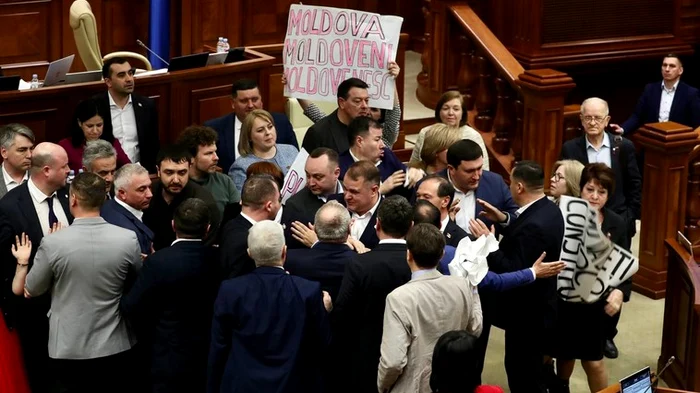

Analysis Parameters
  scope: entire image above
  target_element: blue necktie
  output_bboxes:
[46,196,58,229]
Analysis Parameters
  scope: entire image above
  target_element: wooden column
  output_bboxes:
[514,69,575,179]
[633,122,699,299]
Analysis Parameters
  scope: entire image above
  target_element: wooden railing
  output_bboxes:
[416,0,574,180]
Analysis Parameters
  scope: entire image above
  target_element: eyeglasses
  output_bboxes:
[552,173,565,182]
[581,115,608,124]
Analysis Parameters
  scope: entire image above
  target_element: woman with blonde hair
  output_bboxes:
[549,160,585,202]
[228,109,298,191]
[411,124,462,174]
[409,90,489,170]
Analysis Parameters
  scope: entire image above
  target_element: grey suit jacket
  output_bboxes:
[377,270,483,393]
[25,217,142,359]
[0,169,7,199]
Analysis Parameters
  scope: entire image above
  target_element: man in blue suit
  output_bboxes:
[285,200,356,300]
[101,163,154,255]
[204,79,299,173]
[611,54,700,135]
[437,139,518,236]
[208,220,332,393]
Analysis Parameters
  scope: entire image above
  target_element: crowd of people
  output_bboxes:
[0,52,693,393]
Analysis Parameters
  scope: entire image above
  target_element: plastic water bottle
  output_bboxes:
[222,38,230,52]
[216,37,225,53]
[30,74,39,89]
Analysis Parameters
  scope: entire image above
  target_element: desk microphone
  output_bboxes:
[644,356,675,393]
[136,39,170,66]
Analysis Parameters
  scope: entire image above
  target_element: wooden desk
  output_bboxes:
[660,239,700,391]
[0,49,275,146]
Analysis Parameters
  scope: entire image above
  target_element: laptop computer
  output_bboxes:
[168,53,209,72]
[206,52,228,66]
[42,55,75,87]
[63,70,103,85]
[620,366,652,393]
[0,75,21,91]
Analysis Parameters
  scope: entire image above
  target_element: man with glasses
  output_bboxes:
[559,97,641,360]
[93,57,160,173]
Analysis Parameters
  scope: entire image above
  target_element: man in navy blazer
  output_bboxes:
[436,140,518,237]
[0,142,74,393]
[203,78,299,173]
[471,161,565,393]
[208,221,332,393]
[122,198,218,393]
[286,200,357,300]
[101,163,154,254]
[611,54,700,135]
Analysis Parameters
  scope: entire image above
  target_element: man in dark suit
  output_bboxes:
[302,77,371,154]
[93,57,160,172]
[343,160,382,249]
[101,163,154,255]
[560,97,642,247]
[282,147,343,249]
[437,139,518,237]
[611,54,700,135]
[122,198,218,393]
[331,195,413,393]
[285,200,356,300]
[208,220,332,393]
[0,142,73,393]
[471,161,565,393]
[204,78,299,173]
[143,145,221,251]
[0,123,34,200]
[416,174,469,247]
[339,116,423,199]
[219,174,281,279]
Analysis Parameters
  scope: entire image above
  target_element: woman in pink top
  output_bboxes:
[58,99,130,171]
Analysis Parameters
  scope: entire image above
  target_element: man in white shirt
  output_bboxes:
[101,163,154,255]
[93,57,160,172]
[441,140,518,236]
[0,123,34,199]
[611,54,700,135]
[415,174,469,247]
[343,160,382,249]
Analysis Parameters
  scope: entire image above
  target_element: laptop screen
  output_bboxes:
[620,366,651,393]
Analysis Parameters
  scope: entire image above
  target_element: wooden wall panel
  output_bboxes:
[0,0,61,66]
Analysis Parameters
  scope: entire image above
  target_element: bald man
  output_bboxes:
[0,142,73,392]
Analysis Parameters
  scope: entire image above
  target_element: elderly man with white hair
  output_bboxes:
[208,220,332,393]
[83,139,118,197]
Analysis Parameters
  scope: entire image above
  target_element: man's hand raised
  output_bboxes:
[532,252,566,279]
[476,198,507,224]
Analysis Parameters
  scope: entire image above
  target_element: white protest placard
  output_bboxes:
[557,195,639,303]
[280,148,310,204]
[282,4,403,109]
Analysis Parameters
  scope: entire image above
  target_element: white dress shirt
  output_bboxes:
[109,92,140,163]
[440,216,449,233]
[318,181,344,203]
[378,238,406,245]
[27,178,70,236]
[585,132,612,168]
[2,163,28,193]
[234,117,243,160]
[171,238,202,246]
[448,172,476,234]
[659,80,679,122]
[348,148,381,166]
[240,212,257,226]
[350,196,381,240]
[115,197,144,221]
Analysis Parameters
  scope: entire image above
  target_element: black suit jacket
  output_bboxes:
[559,132,642,234]
[0,183,73,328]
[285,242,356,300]
[218,214,255,279]
[485,197,564,331]
[601,207,632,301]
[443,219,470,247]
[121,240,218,393]
[93,91,160,173]
[281,187,344,249]
[331,243,412,393]
[621,81,700,134]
